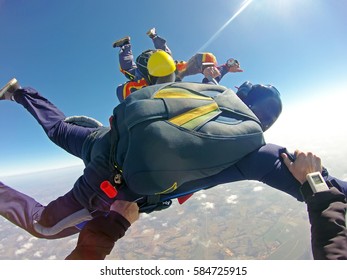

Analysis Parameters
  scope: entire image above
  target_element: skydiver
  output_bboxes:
[116,50,222,101]
[1,50,347,259]
[112,27,242,94]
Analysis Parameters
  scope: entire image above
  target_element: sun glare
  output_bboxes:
[196,0,253,53]
[254,0,318,21]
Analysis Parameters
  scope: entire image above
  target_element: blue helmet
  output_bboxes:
[236,81,282,131]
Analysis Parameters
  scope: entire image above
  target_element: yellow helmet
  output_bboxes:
[147,50,176,77]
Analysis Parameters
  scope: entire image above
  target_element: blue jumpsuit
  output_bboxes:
[1,86,347,240]
[116,36,171,102]
[117,35,172,81]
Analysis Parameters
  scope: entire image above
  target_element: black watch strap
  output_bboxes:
[300,181,314,202]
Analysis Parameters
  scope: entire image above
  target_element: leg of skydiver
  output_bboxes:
[0,81,95,238]
[13,87,97,158]
[118,44,137,80]
[0,182,81,239]
[113,36,137,80]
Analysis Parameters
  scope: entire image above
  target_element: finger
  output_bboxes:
[281,153,293,170]
[313,154,322,172]
[293,149,300,158]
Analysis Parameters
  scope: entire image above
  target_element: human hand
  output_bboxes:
[110,200,139,224]
[226,59,243,73]
[281,150,322,184]
[228,64,243,73]
[202,66,221,79]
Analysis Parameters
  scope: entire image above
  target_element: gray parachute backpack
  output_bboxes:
[111,82,265,200]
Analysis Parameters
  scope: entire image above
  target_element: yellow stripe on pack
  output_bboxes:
[155,182,178,195]
[169,102,219,127]
[154,88,212,100]
[181,109,220,130]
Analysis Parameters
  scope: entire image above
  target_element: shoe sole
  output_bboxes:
[146,28,156,37]
[112,37,130,48]
[0,78,18,98]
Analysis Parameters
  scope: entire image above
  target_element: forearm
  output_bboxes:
[307,188,347,260]
[65,211,131,260]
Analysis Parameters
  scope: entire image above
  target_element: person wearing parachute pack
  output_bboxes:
[113,28,243,100]
[116,51,243,101]
[116,49,233,101]
[1,51,347,259]
[116,49,216,101]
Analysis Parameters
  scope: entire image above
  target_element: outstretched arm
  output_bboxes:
[65,200,139,260]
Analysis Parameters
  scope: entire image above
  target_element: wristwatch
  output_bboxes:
[300,172,329,201]
[226,59,239,68]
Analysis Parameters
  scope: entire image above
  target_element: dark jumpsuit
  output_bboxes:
[1,86,347,240]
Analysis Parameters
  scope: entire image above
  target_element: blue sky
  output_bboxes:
[1,0,347,176]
